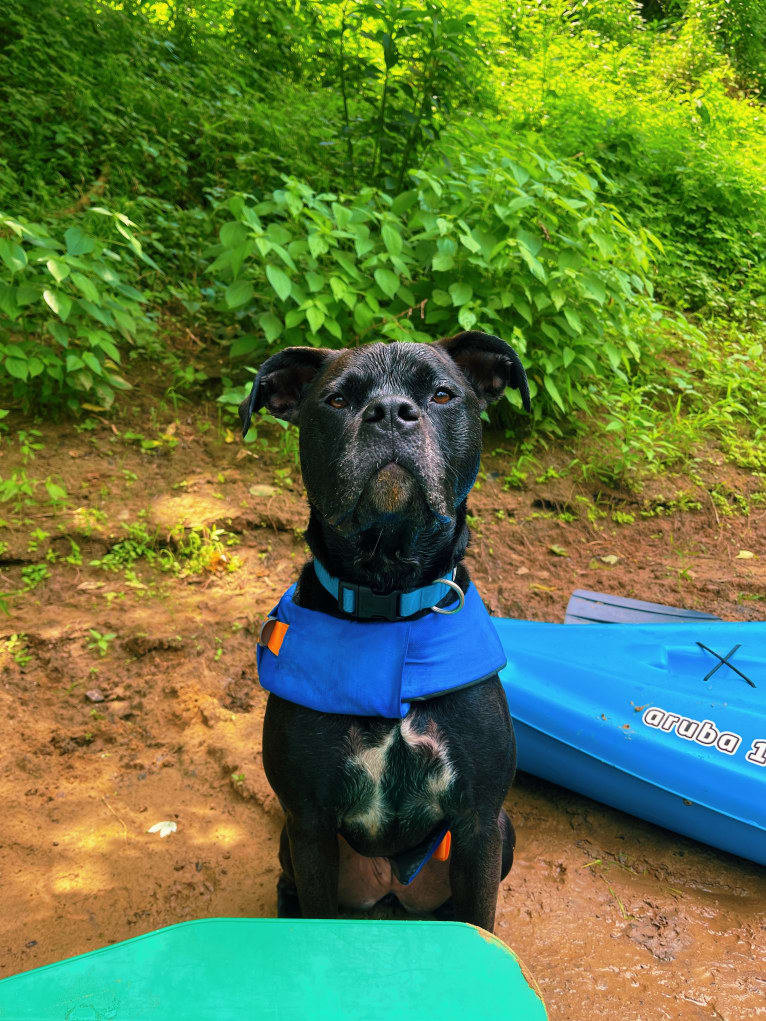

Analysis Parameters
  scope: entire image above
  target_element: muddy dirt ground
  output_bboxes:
[1,374,764,1019]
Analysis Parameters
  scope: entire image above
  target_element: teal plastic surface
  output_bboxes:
[0,918,548,1020]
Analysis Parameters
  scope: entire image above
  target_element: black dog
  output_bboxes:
[240,331,530,931]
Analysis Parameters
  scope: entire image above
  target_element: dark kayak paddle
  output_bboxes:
[565,589,722,625]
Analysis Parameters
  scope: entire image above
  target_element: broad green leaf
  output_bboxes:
[308,233,329,259]
[374,267,399,299]
[518,246,547,282]
[516,228,542,257]
[603,343,621,370]
[71,272,100,304]
[219,221,248,248]
[285,308,304,328]
[581,275,607,304]
[48,320,69,346]
[45,481,68,502]
[306,304,325,334]
[449,282,473,307]
[64,226,95,256]
[458,232,481,254]
[15,283,40,306]
[563,308,582,334]
[381,223,403,256]
[432,253,454,272]
[230,334,261,359]
[5,357,28,380]
[66,354,85,372]
[0,240,27,273]
[266,264,292,302]
[458,306,477,330]
[0,284,19,318]
[259,312,283,342]
[46,258,69,282]
[325,317,342,340]
[43,289,72,321]
[225,279,254,308]
[112,308,135,334]
[82,351,104,376]
[544,376,565,411]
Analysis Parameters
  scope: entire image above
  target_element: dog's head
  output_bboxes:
[239,332,530,535]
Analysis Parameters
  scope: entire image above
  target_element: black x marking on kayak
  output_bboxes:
[696,642,756,688]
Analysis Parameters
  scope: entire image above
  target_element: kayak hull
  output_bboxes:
[496,619,766,866]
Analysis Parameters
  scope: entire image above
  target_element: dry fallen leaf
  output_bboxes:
[736,550,756,560]
[600,554,620,566]
[147,821,177,838]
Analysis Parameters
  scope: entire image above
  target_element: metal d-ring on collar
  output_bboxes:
[432,576,465,615]
[312,557,465,620]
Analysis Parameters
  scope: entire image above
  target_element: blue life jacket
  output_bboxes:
[256,580,506,719]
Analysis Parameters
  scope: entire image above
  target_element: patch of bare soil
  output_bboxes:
[1,386,764,1020]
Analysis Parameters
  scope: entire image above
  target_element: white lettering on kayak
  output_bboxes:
[641,706,742,756]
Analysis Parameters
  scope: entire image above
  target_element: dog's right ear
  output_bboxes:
[239,347,334,435]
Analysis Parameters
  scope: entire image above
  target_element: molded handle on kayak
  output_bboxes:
[664,644,759,686]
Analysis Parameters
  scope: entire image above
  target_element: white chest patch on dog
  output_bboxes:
[342,717,455,838]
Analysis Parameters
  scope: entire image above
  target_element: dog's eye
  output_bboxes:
[432,389,453,404]
[327,394,348,409]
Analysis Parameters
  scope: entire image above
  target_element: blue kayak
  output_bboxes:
[496,619,766,865]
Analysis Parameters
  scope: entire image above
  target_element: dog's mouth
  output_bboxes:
[326,457,442,534]
[363,462,417,515]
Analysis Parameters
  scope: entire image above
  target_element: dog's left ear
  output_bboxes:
[239,346,335,435]
[436,331,531,412]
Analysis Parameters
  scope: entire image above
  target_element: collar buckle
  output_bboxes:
[338,580,402,621]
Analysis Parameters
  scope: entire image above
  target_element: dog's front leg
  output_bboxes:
[286,813,340,918]
[449,815,503,932]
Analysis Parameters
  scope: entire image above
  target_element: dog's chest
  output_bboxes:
[340,715,455,840]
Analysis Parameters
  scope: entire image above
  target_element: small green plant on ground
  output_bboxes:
[2,633,31,666]
[21,563,50,589]
[87,629,116,657]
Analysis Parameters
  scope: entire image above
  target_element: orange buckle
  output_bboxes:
[258,617,289,657]
[432,830,451,862]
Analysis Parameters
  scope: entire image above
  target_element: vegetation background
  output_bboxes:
[1,0,764,461]
[0,0,764,582]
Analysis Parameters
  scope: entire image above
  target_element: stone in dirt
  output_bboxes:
[85,689,105,703]
[148,493,241,534]
[105,701,133,719]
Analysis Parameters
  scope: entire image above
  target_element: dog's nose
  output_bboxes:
[362,395,420,432]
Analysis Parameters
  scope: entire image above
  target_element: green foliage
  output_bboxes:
[1,0,765,492]
[209,133,656,424]
[0,0,347,215]
[0,210,153,410]
[500,0,766,317]
[87,629,117,657]
[677,0,766,90]
[323,0,492,189]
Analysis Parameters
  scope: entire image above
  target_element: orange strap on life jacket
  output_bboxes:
[258,617,289,657]
[432,830,451,862]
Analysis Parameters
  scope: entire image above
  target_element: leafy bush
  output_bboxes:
[208,130,657,426]
[317,0,493,189]
[497,0,766,315]
[0,0,348,215]
[0,210,153,410]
